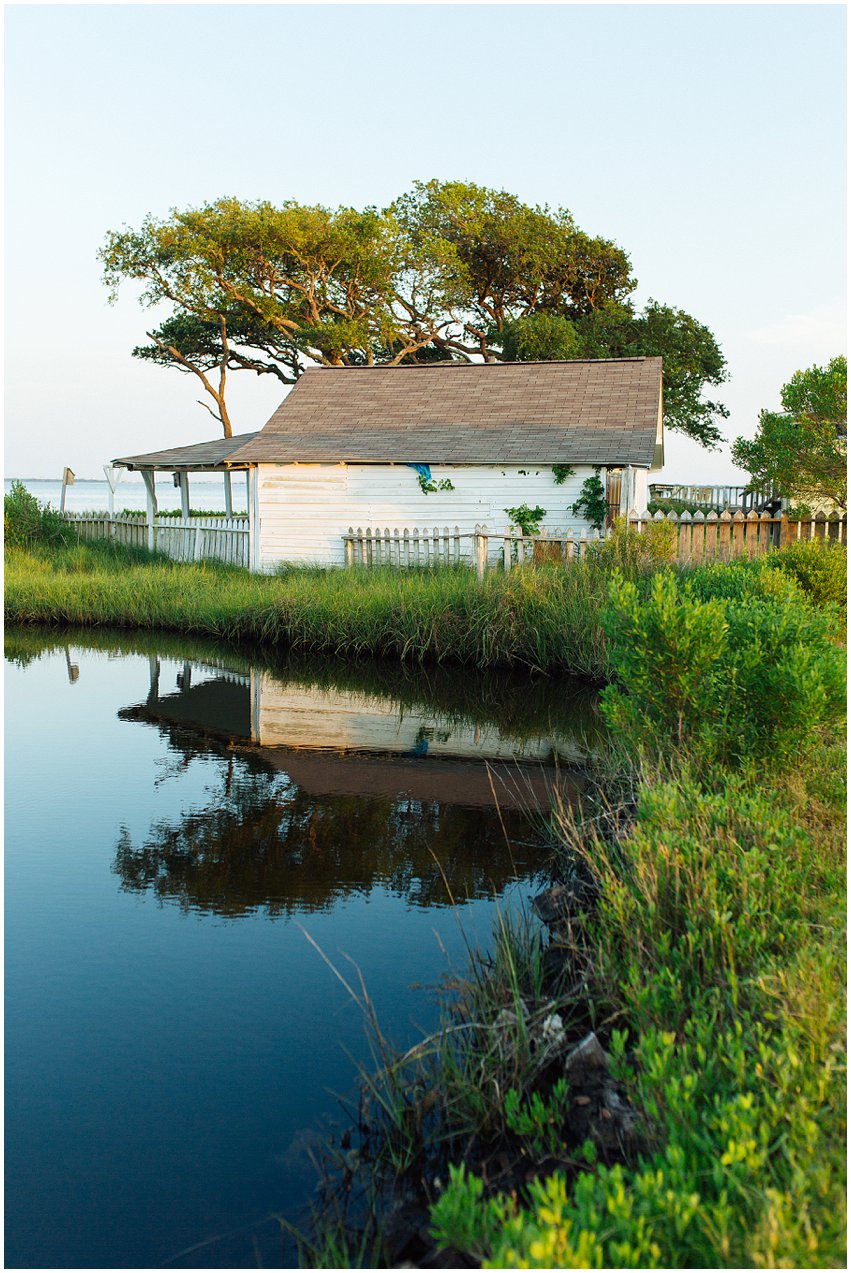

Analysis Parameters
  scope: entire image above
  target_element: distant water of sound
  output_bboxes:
[5,476,249,516]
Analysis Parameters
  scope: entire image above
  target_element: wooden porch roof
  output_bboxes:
[113,432,258,472]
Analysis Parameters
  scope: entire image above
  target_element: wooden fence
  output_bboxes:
[344,512,845,577]
[344,525,466,567]
[629,508,845,562]
[343,524,605,577]
[63,513,250,568]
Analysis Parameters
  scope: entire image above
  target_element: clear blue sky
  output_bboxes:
[5,3,846,480]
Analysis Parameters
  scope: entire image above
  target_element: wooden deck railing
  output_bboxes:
[648,483,781,512]
[62,513,250,568]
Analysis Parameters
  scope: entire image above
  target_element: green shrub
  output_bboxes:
[588,516,677,576]
[504,503,547,535]
[683,555,802,604]
[4,481,69,548]
[768,539,847,607]
[601,572,845,767]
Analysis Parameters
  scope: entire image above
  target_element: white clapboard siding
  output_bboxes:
[257,462,599,568]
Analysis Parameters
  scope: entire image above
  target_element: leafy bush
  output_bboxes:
[601,571,845,766]
[504,504,546,535]
[768,539,847,607]
[4,481,69,548]
[682,555,802,605]
[588,516,676,576]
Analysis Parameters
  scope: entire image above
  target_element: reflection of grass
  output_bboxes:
[5,540,610,677]
[4,624,604,754]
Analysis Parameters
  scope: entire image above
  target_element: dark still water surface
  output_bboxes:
[5,629,600,1269]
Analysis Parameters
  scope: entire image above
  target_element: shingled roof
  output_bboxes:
[114,432,258,471]
[227,358,663,467]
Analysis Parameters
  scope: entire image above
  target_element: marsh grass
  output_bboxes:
[6,533,844,679]
[5,540,612,676]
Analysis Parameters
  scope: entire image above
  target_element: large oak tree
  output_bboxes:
[101,181,728,446]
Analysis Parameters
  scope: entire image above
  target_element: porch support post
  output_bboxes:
[141,470,158,552]
[178,471,190,520]
[223,469,233,517]
[248,467,260,571]
[621,465,634,517]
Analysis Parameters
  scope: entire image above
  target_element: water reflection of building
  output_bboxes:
[250,672,589,764]
[108,650,595,916]
[120,655,593,810]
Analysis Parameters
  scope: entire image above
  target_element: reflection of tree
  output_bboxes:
[113,745,542,917]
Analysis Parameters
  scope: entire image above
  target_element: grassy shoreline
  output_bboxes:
[4,540,614,677]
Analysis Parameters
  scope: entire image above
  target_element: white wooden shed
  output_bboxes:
[116,357,664,569]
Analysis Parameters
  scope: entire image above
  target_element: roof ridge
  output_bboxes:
[306,357,657,371]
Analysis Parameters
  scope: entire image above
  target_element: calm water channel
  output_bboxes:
[5,629,601,1269]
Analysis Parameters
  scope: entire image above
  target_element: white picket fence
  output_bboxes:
[343,524,604,577]
[63,513,250,568]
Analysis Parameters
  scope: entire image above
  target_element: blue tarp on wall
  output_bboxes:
[403,464,432,481]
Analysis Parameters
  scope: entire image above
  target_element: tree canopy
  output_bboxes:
[732,357,847,510]
[100,180,728,445]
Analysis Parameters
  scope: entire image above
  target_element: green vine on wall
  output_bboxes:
[551,464,575,486]
[418,475,455,494]
[504,503,547,535]
[571,468,607,530]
